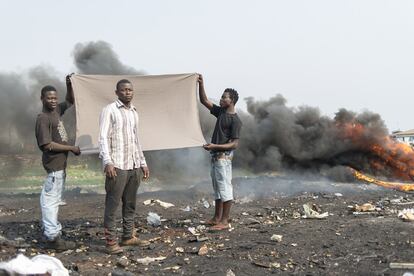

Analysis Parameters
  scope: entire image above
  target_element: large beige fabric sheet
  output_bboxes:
[70,73,205,153]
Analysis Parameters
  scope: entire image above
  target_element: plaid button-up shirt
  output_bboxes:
[98,100,147,170]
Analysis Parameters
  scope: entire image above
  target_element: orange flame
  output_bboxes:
[352,169,414,192]
[339,122,414,181]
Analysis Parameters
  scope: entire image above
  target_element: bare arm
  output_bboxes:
[65,73,74,105]
[198,74,213,110]
[203,139,239,151]
[42,142,80,155]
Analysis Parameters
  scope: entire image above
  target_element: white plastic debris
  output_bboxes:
[202,199,210,209]
[196,225,206,232]
[181,206,191,212]
[270,234,283,242]
[143,199,153,205]
[188,227,198,235]
[390,197,404,204]
[136,256,166,265]
[143,199,175,209]
[398,209,414,221]
[155,199,175,209]
[226,269,236,276]
[147,212,161,227]
[162,265,181,271]
[0,254,69,276]
[302,203,329,219]
[271,262,281,268]
[334,193,343,197]
[352,203,377,212]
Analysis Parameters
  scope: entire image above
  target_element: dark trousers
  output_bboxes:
[104,168,141,244]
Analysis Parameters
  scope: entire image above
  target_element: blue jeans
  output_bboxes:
[40,170,65,240]
[210,153,233,202]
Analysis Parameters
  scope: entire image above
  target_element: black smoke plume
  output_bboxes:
[0,66,65,152]
[0,40,394,183]
[236,95,390,180]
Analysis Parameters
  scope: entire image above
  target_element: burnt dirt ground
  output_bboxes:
[1,176,414,275]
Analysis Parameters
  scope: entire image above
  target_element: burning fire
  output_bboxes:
[339,122,414,181]
[352,169,414,192]
[338,121,414,192]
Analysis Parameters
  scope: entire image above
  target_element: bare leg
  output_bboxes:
[220,200,232,224]
[207,199,223,225]
[210,200,232,230]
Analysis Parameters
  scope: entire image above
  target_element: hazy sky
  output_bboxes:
[1,0,413,131]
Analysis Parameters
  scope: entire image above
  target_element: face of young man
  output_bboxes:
[41,91,58,111]
[116,82,134,105]
[219,92,233,108]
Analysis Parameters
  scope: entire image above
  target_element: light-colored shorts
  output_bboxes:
[210,152,233,202]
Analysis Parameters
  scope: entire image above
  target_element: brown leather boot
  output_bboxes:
[120,236,150,247]
[106,243,123,254]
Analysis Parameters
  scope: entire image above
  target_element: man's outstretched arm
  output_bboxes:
[198,74,213,110]
[65,73,74,105]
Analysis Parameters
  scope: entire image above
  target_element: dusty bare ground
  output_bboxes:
[1,177,414,275]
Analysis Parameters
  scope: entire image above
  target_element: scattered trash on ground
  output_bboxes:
[198,244,209,256]
[147,212,161,227]
[389,262,414,269]
[188,227,198,235]
[155,199,174,209]
[162,265,180,271]
[226,268,236,276]
[116,256,129,268]
[201,199,210,209]
[143,199,174,209]
[270,234,283,242]
[3,188,414,275]
[0,254,69,276]
[302,203,329,219]
[398,209,414,221]
[351,203,377,212]
[136,256,166,265]
[143,199,152,205]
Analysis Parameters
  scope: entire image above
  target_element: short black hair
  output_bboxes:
[41,85,57,98]
[224,88,239,105]
[116,79,132,90]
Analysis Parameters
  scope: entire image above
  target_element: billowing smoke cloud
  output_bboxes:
[0,66,66,152]
[73,41,142,75]
[234,94,390,180]
[0,40,396,184]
